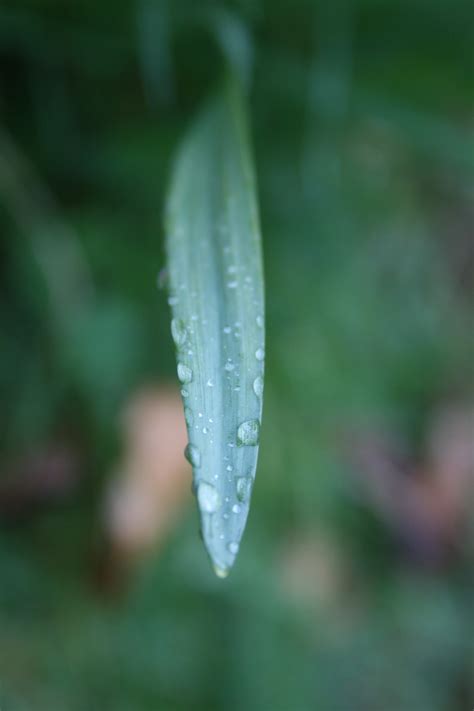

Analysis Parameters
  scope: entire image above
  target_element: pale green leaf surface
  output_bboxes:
[165,78,264,577]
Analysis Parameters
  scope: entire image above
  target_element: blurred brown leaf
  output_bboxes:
[346,404,474,567]
[104,384,191,559]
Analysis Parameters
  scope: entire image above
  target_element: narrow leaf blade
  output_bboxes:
[165,78,264,577]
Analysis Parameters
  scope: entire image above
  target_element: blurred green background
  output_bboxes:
[0,1,473,709]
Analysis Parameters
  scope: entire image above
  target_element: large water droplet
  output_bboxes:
[237,419,260,446]
[197,482,221,513]
[177,363,193,383]
[236,476,252,502]
[253,376,263,398]
[171,318,187,347]
[184,444,201,468]
[228,541,239,555]
[255,347,265,361]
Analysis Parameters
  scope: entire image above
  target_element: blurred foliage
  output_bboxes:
[0,1,473,710]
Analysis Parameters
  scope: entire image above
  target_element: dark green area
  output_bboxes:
[0,1,472,709]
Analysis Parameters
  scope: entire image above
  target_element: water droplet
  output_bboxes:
[213,564,229,578]
[224,361,235,372]
[226,465,233,472]
[227,265,237,274]
[181,388,189,398]
[168,296,179,306]
[171,318,187,347]
[184,444,201,468]
[228,541,239,555]
[202,427,209,434]
[206,379,214,388]
[255,348,265,361]
[223,326,232,334]
[184,408,193,426]
[198,412,203,418]
[253,376,263,398]
[177,363,193,383]
[197,482,220,513]
[232,504,241,514]
[227,281,238,289]
[256,315,264,328]
[236,477,252,502]
[237,419,260,446]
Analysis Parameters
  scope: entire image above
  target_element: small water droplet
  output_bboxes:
[177,363,193,383]
[224,361,235,372]
[253,376,263,398]
[184,444,201,468]
[223,326,232,334]
[181,388,189,398]
[168,296,179,306]
[198,412,203,418]
[227,265,237,274]
[226,465,233,472]
[228,541,239,555]
[236,477,252,502]
[202,427,209,434]
[184,408,193,426]
[237,419,260,446]
[171,318,187,347]
[197,482,220,513]
[255,348,265,361]
[227,281,238,289]
[206,379,214,387]
[213,564,229,578]
[256,315,264,328]
[232,504,241,514]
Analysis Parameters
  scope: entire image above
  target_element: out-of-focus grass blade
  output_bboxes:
[165,76,264,577]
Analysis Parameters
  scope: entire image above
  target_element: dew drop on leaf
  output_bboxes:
[184,443,201,468]
[237,419,260,446]
[171,318,187,347]
[253,376,263,397]
[197,482,221,513]
[236,476,252,502]
[177,362,193,383]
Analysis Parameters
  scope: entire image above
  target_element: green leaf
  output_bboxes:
[165,77,265,577]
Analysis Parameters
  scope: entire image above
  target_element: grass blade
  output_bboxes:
[165,77,264,577]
